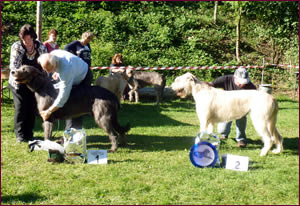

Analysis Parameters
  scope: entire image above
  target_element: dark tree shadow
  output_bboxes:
[245,137,299,155]
[33,100,194,134]
[86,134,196,152]
[1,192,47,204]
[283,137,299,155]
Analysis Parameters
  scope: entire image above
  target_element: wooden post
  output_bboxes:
[261,58,264,85]
[36,1,42,41]
[213,1,218,25]
[235,7,242,63]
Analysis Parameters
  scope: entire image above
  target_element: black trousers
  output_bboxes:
[8,84,37,140]
[65,68,93,130]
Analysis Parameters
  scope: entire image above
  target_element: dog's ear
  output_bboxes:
[22,65,44,76]
[186,73,197,83]
[126,68,133,77]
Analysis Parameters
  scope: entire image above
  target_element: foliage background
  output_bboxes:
[1,2,299,205]
[1,1,299,83]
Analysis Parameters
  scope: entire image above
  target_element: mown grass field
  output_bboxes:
[1,90,299,205]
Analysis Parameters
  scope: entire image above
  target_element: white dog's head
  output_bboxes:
[125,68,134,78]
[171,72,200,98]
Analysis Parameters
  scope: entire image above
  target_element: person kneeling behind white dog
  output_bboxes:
[208,68,256,148]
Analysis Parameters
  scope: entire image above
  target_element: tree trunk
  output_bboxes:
[235,8,242,63]
[213,1,218,25]
[36,2,42,41]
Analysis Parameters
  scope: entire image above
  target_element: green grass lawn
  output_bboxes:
[1,93,299,205]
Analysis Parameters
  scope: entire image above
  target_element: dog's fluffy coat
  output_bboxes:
[171,72,283,156]
[125,68,166,105]
[12,65,130,152]
[95,73,128,102]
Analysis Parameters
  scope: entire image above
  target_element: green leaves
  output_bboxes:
[1,1,298,80]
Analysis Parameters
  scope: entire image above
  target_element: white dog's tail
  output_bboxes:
[268,99,283,154]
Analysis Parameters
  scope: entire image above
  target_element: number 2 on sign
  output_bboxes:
[225,154,249,171]
[235,161,240,170]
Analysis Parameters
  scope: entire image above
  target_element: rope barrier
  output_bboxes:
[1,63,299,71]
[90,65,266,71]
[264,63,299,69]
[91,64,299,71]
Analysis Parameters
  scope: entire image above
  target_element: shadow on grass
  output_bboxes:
[33,100,194,133]
[245,137,299,155]
[1,192,46,204]
[277,98,299,104]
[86,134,195,152]
[283,137,299,155]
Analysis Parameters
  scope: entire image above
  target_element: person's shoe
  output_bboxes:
[220,135,228,140]
[26,137,35,141]
[237,140,247,148]
[16,137,26,143]
[17,137,34,143]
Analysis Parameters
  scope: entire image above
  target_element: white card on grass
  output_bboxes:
[87,150,107,164]
[225,154,249,171]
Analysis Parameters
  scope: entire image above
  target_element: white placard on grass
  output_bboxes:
[87,150,107,164]
[224,154,249,171]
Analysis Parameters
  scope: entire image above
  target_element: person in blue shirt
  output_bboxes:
[38,50,93,129]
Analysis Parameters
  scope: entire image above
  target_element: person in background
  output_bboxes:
[64,31,94,67]
[8,24,48,143]
[109,53,129,100]
[209,68,257,148]
[38,50,93,129]
[43,28,59,53]
[109,53,124,75]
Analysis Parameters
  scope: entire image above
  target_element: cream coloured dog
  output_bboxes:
[95,72,128,102]
[171,72,283,156]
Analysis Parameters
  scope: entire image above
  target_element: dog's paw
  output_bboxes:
[259,150,268,156]
[108,149,117,153]
[272,148,281,154]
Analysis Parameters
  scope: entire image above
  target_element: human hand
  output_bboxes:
[52,72,59,80]
[40,110,52,121]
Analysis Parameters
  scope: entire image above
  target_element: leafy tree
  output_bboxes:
[1,1,298,85]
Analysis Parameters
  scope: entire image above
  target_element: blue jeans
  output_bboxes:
[217,115,247,142]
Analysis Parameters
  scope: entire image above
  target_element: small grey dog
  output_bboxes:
[125,68,166,105]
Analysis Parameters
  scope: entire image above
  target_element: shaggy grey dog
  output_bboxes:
[11,65,130,152]
[125,68,166,105]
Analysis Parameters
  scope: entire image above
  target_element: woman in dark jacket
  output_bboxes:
[64,31,94,67]
[8,24,47,143]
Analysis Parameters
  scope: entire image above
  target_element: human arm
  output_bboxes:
[40,65,74,121]
[40,80,73,121]
[37,40,48,55]
[40,106,59,121]
[9,41,25,71]
[64,41,78,55]
[210,75,227,89]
